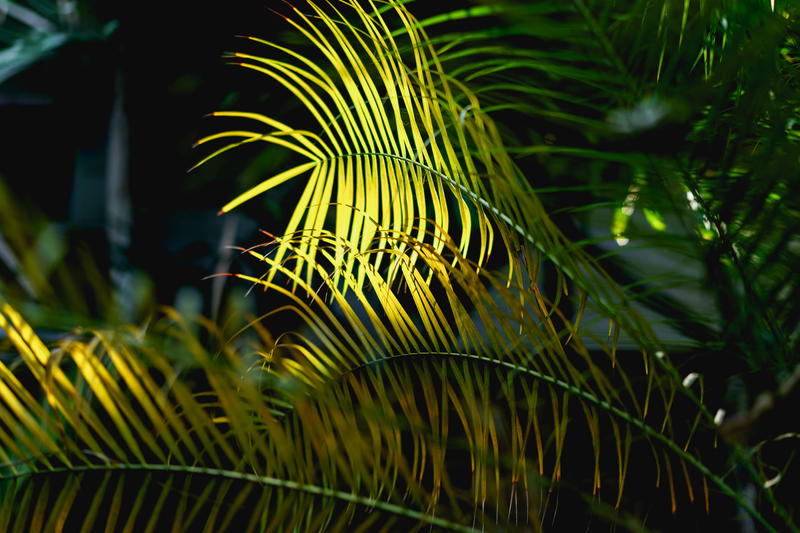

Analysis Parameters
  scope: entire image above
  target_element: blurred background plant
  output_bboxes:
[0,0,287,330]
[0,0,798,531]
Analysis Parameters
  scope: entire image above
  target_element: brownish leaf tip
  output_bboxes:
[202,273,234,281]
[268,7,289,20]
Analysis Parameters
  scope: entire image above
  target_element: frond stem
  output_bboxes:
[349,350,781,532]
[1,463,480,533]
[340,151,531,241]
[334,150,657,349]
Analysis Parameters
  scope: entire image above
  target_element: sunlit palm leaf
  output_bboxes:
[0,302,488,531]
[193,0,556,295]
[197,0,678,362]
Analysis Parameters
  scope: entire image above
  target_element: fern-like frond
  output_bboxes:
[0,302,487,531]
[193,0,555,295]
[227,225,774,526]
[0,222,784,530]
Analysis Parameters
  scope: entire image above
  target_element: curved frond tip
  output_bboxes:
[197,0,556,293]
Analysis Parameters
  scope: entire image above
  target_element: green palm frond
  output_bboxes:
[418,0,800,360]
[2,0,799,531]
[0,221,777,530]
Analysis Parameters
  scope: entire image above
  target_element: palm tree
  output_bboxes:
[1,0,797,530]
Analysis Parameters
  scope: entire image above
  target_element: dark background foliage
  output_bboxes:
[1,1,284,319]
[0,0,466,316]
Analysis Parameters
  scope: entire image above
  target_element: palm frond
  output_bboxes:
[3,0,799,531]
[232,223,762,517]
[0,291,691,531]
[195,0,679,359]
[194,0,552,294]
[0,216,783,528]
[0,301,486,531]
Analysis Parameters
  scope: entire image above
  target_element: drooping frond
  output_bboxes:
[227,225,774,526]
[0,245,752,532]
[194,0,555,294]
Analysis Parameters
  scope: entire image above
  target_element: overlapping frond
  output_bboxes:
[0,228,749,531]
[2,0,798,531]
[232,224,749,517]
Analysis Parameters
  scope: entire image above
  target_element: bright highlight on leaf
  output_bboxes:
[643,208,667,231]
[195,0,547,292]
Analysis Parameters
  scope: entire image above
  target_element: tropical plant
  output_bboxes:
[1,0,798,531]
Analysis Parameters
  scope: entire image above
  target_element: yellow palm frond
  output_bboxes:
[197,0,667,360]
[194,0,537,294]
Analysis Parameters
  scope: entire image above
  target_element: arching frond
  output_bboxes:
[223,226,770,526]
[0,215,783,529]
[0,215,789,530]
[0,301,688,531]
[0,301,487,531]
[196,0,677,359]
[194,0,552,294]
